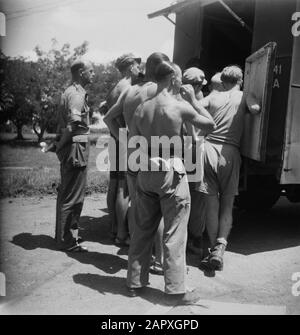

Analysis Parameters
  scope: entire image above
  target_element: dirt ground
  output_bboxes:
[0,194,299,315]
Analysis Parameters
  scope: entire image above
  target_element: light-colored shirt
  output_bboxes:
[204,90,245,148]
[57,82,90,139]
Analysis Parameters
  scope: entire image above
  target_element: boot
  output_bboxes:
[209,243,226,271]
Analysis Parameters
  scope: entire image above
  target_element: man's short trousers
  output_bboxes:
[108,136,126,180]
[199,140,241,196]
[110,171,126,180]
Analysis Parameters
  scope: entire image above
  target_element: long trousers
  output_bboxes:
[127,168,190,294]
[55,142,88,249]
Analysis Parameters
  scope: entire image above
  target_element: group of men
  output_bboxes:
[53,52,260,304]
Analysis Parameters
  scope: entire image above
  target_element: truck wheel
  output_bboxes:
[235,175,280,211]
[287,194,300,203]
[286,186,300,203]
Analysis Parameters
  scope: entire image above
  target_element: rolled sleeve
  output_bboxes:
[68,93,85,123]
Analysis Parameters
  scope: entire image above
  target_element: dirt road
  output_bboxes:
[0,195,299,315]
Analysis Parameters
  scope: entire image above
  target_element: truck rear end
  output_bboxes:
[148,0,300,208]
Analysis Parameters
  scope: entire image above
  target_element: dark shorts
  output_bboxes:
[109,137,126,180]
[110,171,126,180]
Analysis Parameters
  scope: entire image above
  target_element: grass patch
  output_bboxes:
[0,137,110,198]
[0,168,60,197]
[0,168,109,197]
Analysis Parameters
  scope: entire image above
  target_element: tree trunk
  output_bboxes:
[38,125,46,143]
[33,122,40,138]
[33,122,46,142]
[16,124,24,140]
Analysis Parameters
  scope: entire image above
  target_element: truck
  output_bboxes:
[148,0,300,210]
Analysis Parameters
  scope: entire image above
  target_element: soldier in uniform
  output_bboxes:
[55,58,95,252]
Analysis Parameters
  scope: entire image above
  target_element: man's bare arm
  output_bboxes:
[180,85,215,133]
[199,95,210,109]
[104,115,121,139]
[184,122,198,142]
[180,85,214,123]
[182,104,216,133]
[103,91,127,139]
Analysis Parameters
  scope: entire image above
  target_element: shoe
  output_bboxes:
[199,255,214,272]
[66,243,88,252]
[126,287,144,298]
[209,243,226,271]
[164,289,201,306]
[149,263,164,276]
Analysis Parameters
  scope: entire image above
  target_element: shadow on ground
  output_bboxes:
[66,252,127,274]
[79,214,115,246]
[79,214,129,254]
[10,233,127,274]
[10,212,122,249]
[228,201,300,255]
[73,273,164,306]
[9,199,300,278]
[187,199,300,272]
[10,233,57,251]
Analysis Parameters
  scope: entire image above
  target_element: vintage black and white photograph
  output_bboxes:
[0,0,299,317]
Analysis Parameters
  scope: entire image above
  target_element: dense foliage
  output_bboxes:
[0,39,120,141]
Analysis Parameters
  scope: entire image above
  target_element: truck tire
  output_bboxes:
[286,186,300,203]
[287,195,300,203]
[235,175,280,211]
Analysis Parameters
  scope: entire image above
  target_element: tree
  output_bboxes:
[33,39,122,132]
[1,39,123,140]
[88,62,120,108]
[0,84,14,123]
[0,54,14,119]
[1,55,39,139]
[31,39,91,141]
[32,91,58,142]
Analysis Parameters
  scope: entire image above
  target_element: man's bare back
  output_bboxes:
[133,93,187,141]
[107,78,132,128]
[123,81,157,132]
[104,52,171,139]
[133,88,215,141]
[107,77,131,108]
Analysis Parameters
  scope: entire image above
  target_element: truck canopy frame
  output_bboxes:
[148,0,252,32]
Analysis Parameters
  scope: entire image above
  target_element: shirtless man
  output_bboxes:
[126,61,215,302]
[106,53,141,245]
[104,52,169,274]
